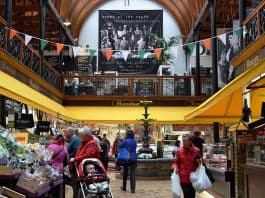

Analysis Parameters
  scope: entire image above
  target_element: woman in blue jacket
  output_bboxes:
[119,129,137,193]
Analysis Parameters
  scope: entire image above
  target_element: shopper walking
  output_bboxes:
[172,134,202,198]
[64,127,80,158]
[119,129,137,193]
[112,132,122,171]
[69,126,100,198]
[70,126,100,167]
[48,134,69,174]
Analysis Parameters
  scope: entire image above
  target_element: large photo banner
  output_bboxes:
[217,21,240,88]
[98,10,163,74]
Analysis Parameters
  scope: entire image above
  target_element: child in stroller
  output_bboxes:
[76,158,113,198]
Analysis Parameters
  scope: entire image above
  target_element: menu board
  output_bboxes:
[136,79,154,96]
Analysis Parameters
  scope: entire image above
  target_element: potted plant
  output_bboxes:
[148,33,181,65]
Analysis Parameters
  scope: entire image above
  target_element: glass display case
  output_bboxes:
[246,141,265,165]
[203,143,227,170]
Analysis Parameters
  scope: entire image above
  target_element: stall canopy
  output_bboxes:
[185,59,265,123]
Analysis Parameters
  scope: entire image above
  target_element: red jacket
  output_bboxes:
[172,145,201,184]
[74,138,100,165]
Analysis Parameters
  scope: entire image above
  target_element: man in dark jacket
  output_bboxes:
[192,131,205,155]
[119,129,137,193]
[64,127,80,158]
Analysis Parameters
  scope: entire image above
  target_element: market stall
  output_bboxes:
[0,126,64,198]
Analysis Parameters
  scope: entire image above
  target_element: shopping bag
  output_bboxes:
[117,147,130,166]
[190,164,212,192]
[171,170,181,198]
[205,166,215,184]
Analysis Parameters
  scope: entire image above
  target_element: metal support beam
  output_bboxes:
[213,122,220,143]
[184,2,210,45]
[239,0,246,50]
[209,0,218,93]
[59,26,65,74]
[39,0,47,72]
[195,29,201,96]
[48,0,76,45]
[5,0,12,50]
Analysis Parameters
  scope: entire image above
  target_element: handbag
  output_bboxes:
[117,140,130,166]
[14,104,34,129]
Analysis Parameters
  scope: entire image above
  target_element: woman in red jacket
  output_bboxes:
[70,126,100,170]
[172,134,201,198]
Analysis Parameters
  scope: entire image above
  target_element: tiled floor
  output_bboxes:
[65,170,224,198]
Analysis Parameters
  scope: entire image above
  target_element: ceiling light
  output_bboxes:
[63,19,71,26]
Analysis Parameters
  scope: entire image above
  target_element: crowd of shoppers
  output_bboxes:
[46,124,206,197]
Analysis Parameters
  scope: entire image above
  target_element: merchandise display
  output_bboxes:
[246,141,265,165]
[203,144,227,170]
[0,126,63,194]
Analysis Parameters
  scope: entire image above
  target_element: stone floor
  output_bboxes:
[65,169,224,198]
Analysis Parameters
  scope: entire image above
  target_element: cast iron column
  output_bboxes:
[59,26,65,74]
[239,0,246,50]
[195,28,201,96]
[209,0,218,93]
[39,0,47,72]
[213,122,220,143]
[5,0,12,50]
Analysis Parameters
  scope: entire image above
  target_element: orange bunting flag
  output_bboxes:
[105,50,113,61]
[203,39,211,50]
[9,29,18,40]
[56,43,64,54]
[154,48,163,60]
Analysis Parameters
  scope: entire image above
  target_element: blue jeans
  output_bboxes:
[122,161,137,192]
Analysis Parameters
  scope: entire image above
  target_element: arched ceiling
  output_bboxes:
[52,0,207,39]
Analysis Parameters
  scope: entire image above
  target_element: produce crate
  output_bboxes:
[0,186,25,198]
[16,174,50,193]
[0,166,13,176]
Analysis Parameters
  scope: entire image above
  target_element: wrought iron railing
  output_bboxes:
[244,1,265,47]
[0,17,61,91]
[63,75,212,98]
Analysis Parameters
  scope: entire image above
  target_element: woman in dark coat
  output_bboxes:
[119,129,137,193]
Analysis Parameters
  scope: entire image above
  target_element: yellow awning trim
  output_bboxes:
[185,59,265,122]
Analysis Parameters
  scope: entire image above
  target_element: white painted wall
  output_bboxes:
[79,0,187,75]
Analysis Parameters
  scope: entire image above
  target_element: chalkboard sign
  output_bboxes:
[175,79,191,96]
[136,79,154,96]
[77,56,93,75]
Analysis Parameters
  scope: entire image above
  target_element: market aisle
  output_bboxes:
[65,170,223,198]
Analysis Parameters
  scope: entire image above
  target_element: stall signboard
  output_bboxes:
[98,10,163,74]
[172,124,214,131]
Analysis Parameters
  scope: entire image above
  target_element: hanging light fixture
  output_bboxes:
[63,18,71,26]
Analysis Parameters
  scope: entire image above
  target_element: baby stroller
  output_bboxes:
[75,158,113,198]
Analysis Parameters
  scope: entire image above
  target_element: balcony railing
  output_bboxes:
[0,17,61,91]
[244,1,265,47]
[0,15,212,104]
[63,75,212,99]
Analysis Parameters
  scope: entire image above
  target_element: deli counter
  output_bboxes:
[203,144,230,198]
